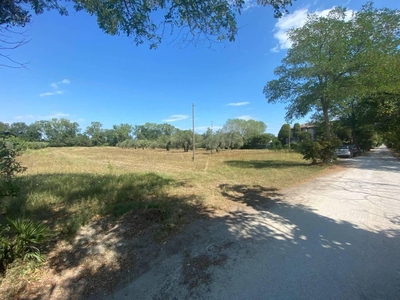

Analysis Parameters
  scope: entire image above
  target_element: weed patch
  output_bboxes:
[3,172,176,236]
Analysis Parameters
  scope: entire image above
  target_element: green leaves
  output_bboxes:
[7,217,52,246]
[1,218,51,272]
[3,0,294,47]
[1,0,67,28]
[278,123,291,145]
[222,119,267,140]
[0,139,27,199]
[264,3,400,140]
[298,137,340,164]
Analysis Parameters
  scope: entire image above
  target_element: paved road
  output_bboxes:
[108,146,400,300]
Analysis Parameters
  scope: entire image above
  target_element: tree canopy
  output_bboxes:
[1,0,294,49]
[263,2,400,140]
[0,117,274,151]
[277,123,290,145]
[221,119,266,140]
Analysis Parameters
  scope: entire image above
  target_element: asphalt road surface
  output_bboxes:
[107,146,400,300]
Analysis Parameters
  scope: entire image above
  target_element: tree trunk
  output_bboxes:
[322,98,331,140]
[350,101,357,145]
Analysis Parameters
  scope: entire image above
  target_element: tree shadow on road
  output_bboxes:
[115,183,400,299]
[211,183,400,299]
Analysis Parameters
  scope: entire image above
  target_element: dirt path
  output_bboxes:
[106,146,400,300]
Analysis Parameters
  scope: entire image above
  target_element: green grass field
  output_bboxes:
[3,147,331,237]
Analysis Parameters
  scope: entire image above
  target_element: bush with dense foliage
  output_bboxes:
[25,142,49,150]
[299,138,341,164]
[0,140,26,199]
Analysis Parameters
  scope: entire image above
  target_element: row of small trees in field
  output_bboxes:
[117,119,287,152]
[0,118,282,151]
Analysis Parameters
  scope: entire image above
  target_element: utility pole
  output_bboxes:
[192,103,195,161]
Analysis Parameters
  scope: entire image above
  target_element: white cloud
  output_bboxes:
[50,78,71,89]
[237,115,254,121]
[271,8,310,52]
[39,90,64,97]
[227,101,250,106]
[60,79,71,84]
[12,112,71,122]
[163,114,190,122]
[15,114,35,120]
[227,0,256,11]
[42,112,70,119]
[41,79,71,96]
[271,7,354,52]
[243,0,257,11]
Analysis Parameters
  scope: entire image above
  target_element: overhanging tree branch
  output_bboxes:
[1,0,295,53]
[0,26,29,68]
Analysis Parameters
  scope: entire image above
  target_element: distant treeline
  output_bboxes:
[0,118,284,151]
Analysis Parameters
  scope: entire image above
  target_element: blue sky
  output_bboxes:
[1,0,398,135]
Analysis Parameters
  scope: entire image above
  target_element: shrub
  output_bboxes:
[4,137,27,152]
[118,139,147,149]
[0,218,51,273]
[26,142,49,150]
[138,139,149,149]
[299,139,321,164]
[290,141,299,151]
[299,137,341,164]
[0,140,27,199]
[149,141,158,149]
[269,139,282,150]
[318,138,341,163]
[117,140,128,148]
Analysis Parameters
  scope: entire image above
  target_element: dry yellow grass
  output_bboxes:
[0,147,335,299]
[16,147,329,214]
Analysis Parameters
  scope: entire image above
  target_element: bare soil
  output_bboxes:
[0,208,198,300]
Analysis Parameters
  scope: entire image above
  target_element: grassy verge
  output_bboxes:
[5,172,176,236]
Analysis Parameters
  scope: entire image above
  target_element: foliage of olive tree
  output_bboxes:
[202,128,219,152]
